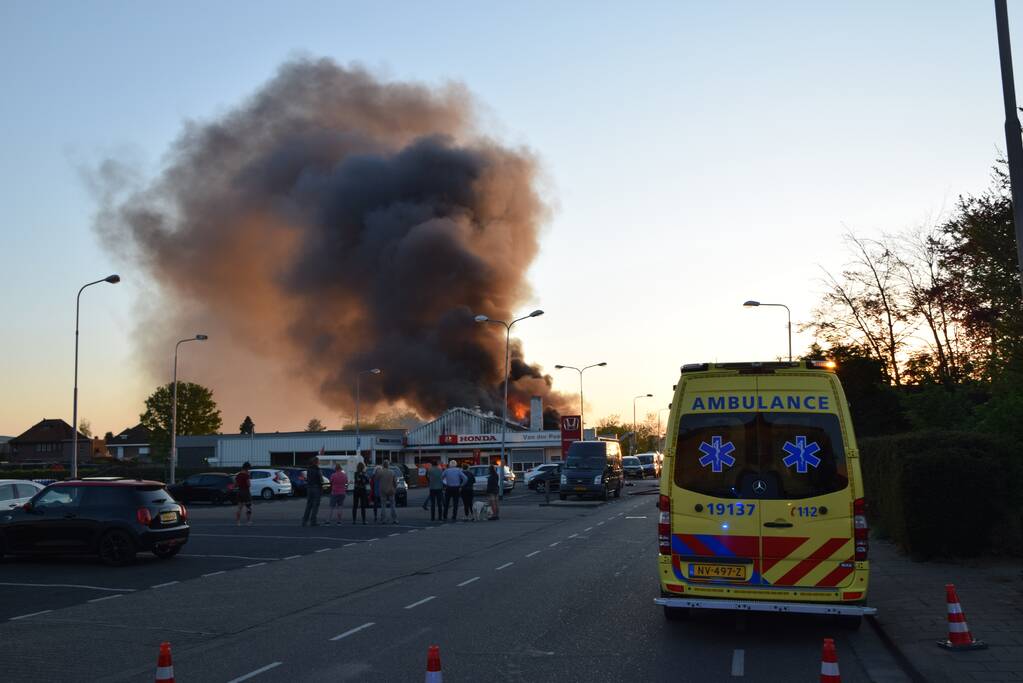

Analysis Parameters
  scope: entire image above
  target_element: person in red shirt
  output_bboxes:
[327,463,349,525]
[235,462,252,526]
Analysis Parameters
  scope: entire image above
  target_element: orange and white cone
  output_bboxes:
[938,583,987,650]
[820,638,841,683]
[425,644,442,682]
[155,642,175,683]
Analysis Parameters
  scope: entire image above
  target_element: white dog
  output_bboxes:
[470,500,491,521]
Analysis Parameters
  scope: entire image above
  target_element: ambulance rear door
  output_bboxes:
[754,375,855,589]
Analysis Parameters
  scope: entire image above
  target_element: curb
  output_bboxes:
[866,615,929,683]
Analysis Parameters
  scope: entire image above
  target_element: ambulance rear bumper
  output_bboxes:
[654,597,877,616]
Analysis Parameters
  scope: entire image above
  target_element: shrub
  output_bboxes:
[859,431,1022,558]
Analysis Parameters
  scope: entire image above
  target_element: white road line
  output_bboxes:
[191,533,363,542]
[584,527,593,532]
[245,562,267,568]
[408,529,419,533]
[731,649,744,677]
[526,551,540,558]
[315,548,331,553]
[367,538,379,542]
[180,553,278,561]
[88,594,124,603]
[597,521,605,526]
[549,541,560,547]
[457,576,480,587]
[343,543,356,547]
[151,581,180,589]
[568,533,578,538]
[9,609,52,621]
[226,661,283,683]
[625,516,647,519]
[202,570,226,578]
[403,596,436,610]
[389,533,400,537]
[330,621,375,641]
[496,562,514,571]
[0,582,135,593]
[283,555,301,560]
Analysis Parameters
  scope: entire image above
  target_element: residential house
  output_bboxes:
[107,424,153,462]
[8,419,91,465]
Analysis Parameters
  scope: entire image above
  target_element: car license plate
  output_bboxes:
[688,563,749,581]
[574,486,587,491]
[160,511,177,524]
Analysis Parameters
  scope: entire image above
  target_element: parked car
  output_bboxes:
[0,479,189,566]
[622,456,644,479]
[524,463,561,488]
[367,465,408,507]
[277,467,330,497]
[635,452,662,478]
[468,465,515,494]
[167,473,237,504]
[0,480,45,510]
[248,469,292,500]
[559,440,624,501]
[528,464,562,493]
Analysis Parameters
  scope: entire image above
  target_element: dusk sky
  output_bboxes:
[1,1,1017,437]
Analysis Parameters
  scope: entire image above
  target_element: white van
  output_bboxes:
[317,455,366,491]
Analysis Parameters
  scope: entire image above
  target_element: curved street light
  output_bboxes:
[743,300,792,362]
[356,368,382,462]
[474,309,544,498]
[171,334,208,484]
[553,362,607,433]
[632,393,653,455]
[71,274,120,478]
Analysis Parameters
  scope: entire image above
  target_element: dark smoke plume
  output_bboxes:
[96,58,570,427]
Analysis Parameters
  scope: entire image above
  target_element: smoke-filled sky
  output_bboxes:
[95,59,570,425]
[0,1,1017,435]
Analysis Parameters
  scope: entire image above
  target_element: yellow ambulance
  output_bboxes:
[655,361,875,627]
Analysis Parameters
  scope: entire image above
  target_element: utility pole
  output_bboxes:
[995,0,1023,297]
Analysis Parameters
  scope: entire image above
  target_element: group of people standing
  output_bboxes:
[233,458,501,527]
[302,456,401,526]
[423,462,500,522]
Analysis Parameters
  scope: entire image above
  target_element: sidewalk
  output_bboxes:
[870,538,1023,681]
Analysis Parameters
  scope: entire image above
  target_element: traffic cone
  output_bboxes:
[820,638,841,683]
[938,583,987,650]
[425,644,442,682]
[155,642,175,683]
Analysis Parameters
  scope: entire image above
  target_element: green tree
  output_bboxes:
[239,416,255,434]
[140,382,222,460]
[306,418,327,432]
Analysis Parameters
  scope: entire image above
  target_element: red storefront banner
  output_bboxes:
[560,415,582,457]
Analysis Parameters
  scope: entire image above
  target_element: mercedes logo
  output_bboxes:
[752,480,768,495]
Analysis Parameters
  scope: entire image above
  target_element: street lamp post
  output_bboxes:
[994,0,1023,298]
[632,393,653,455]
[553,362,607,434]
[475,309,544,499]
[658,407,670,448]
[71,274,120,479]
[743,300,792,362]
[171,334,208,485]
[356,368,382,463]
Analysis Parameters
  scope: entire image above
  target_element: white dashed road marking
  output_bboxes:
[9,609,52,621]
[202,571,226,578]
[457,577,480,587]
[526,551,540,558]
[88,594,124,603]
[404,596,436,610]
[568,533,578,538]
[0,582,134,592]
[626,516,647,519]
[549,541,560,547]
[496,562,514,571]
[283,555,301,560]
[245,562,267,568]
[151,581,180,589]
[731,649,744,677]
[584,527,593,532]
[315,548,330,553]
[180,553,278,561]
[227,661,283,683]
[344,543,356,547]
[330,622,375,641]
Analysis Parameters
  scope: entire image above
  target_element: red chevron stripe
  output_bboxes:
[773,537,849,586]
[761,536,809,574]
[815,557,855,587]
[678,533,714,556]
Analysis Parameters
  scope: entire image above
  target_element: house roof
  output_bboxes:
[407,407,526,446]
[111,423,152,445]
[11,418,89,444]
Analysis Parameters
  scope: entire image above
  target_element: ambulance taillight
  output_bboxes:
[658,495,671,555]
[853,498,869,561]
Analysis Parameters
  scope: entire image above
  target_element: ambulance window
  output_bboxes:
[673,413,755,497]
[757,413,847,498]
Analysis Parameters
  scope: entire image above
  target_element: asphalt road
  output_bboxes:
[0,481,911,681]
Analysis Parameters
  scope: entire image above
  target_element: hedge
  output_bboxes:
[859,431,1022,558]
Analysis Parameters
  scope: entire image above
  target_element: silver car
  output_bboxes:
[0,480,45,510]
[467,465,515,493]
